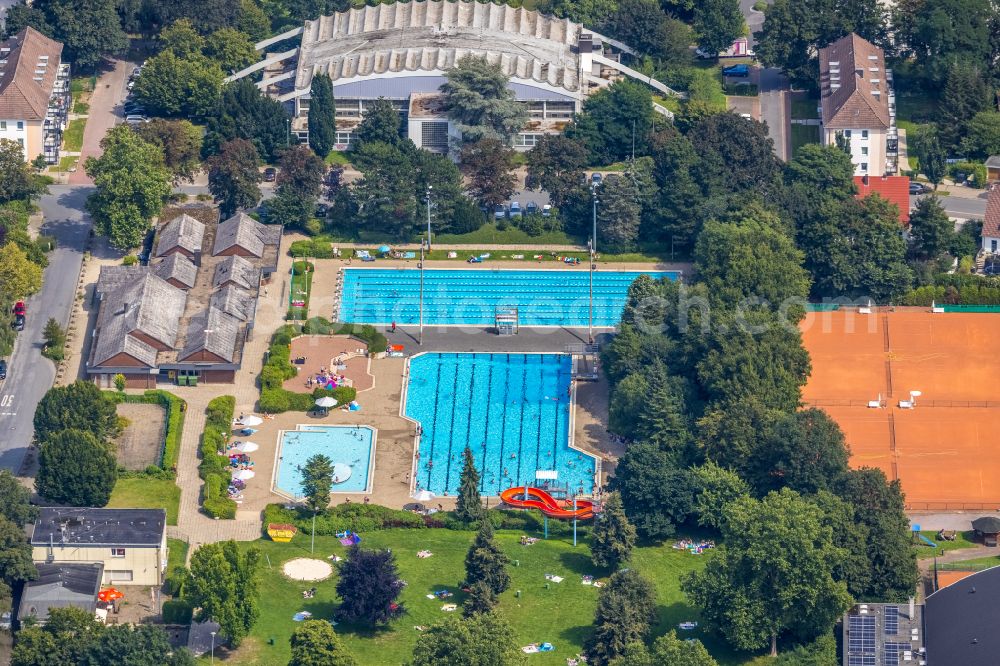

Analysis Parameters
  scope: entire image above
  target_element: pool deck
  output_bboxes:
[282,334,374,393]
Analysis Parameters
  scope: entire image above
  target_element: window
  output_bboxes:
[513,133,543,148]
[860,162,868,172]
[110,548,125,558]
[17,138,23,147]
[861,130,869,139]
[861,147,868,156]
[335,131,354,147]
[108,570,133,582]
[844,130,852,137]
[16,121,23,130]
[1,121,6,130]
[992,240,998,253]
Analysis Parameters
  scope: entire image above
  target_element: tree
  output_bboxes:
[159,18,204,58]
[411,612,521,666]
[204,78,290,162]
[694,0,744,55]
[354,98,403,148]
[205,27,258,73]
[85,125,172,250]
[41,0,128,70]
[462,579,498,617]
[0,515,36,586]
[688,112,780,197]
[308,74,337,158]
[587,569,657,666]
[696,397,779,474]
[0,469,37,526]
[609,361,693,456]
[455,446,485,523]
[301,454,334,513]
[464,518,510,595]
[133,50,224,119]
[0,242,42,299]
[647,130,705,252]
[962,111,1000,160]
[33,381,118,442]
[590,491,636,570]
[351,142,418,238]
[35,429,117,506]
[136,119,202,183]
[0,138,43,203]
[939,61,992,149]
[683,489,852,655]
[567,80,654,164]
[335,546,405,625]
[440,56,527,144]
[610,442,695,539]
[605,0,692,65]
[184,541,261,647]
[525,135,588,207]
[612,631,717,666]
[238,0,270,41]
[207,138,261,217]
[460,139,517,211]
[598,171,643,253]
[278,145,326,200]
[81,624,193,666]
[289,619,357,666]
[538,0,616,25]
[11,607,104,666]
[748,408,850,495]
[909,195,954,260]
[42,316,66,360]
[690,461,751,532]
[911,126,947,187]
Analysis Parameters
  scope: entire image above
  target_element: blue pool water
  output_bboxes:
[405,353,596,496]
[275,425,374,496]
[340,268,678,326]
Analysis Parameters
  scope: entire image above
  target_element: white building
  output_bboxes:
[818,33,897,177]
[232,0,678,152]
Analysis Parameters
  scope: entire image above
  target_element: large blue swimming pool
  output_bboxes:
[405,353,596,496]
[339,268,678,326]
[275,425,375,496]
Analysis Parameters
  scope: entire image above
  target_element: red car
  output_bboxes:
[12,301,24,316]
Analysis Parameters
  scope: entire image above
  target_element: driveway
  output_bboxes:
[740,0,772,49]
[69,59,132,185]
[760,90,790,161]
[0,185,93,472]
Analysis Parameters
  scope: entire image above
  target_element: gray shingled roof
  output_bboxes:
[213,255,259,290]
[18,563,103,624]
[152,253,197,288]
[92,273,186,367]
[986,156,1000,169]
[179,307,241,362]
[210,284,255,321]
[156,213,205,257]
[95,265,148,299]
[213,212,280,257]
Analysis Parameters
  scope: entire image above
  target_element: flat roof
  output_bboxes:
[926,565,1000,665]
[32,508,165,547]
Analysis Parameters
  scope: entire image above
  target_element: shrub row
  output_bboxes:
[162,599,193,625]
[901,284,1000,306]
[290,237,334,259]
[259,322,360,413]
[105,390,186,471]
[333,322,388,354]
[200,395,237,519]
[263,502,426,536]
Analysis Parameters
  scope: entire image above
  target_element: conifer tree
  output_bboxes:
[455,446,485,523]
[308,73,336,158]
[590,491,637,570]
[464,518,510,595]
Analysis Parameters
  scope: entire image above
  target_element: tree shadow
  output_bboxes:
[557,550,598,576]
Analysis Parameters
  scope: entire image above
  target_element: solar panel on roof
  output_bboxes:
[884,641,909,666]
[885,606,899,635]
[848,655,876,666]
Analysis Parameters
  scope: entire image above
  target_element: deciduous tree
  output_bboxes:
[37,0,128,70]
[136,119,202,183]
[205,27,258,73]
[962,111,1000,160]
[567,80,654,164]
[0,139,44,203]
[354,98,403,148]
[133,50,224,119]
[0,242,42,299]
[81,624,193,666]
[590,491,636,570]
[748,408,850,494]
[11,607,104,666]
[184,541,261,647]
[455,446,485,523]
[207,138,262,217]
[610,442,695,539]
[605,0,691,65]
[908,195,954,260]
[613,631,717,666]
[0,469,37,526]
[525,134,588,207]
[0,515,36,586]
[461,139,516,210]
[289,619,357,666]
[159,18,204,58]
[307,74,337,158]
[411,612,520,666]
[690,461,751,532]
[694,0,744,56]
[335,546,405,625]
[36,429,117,507]
[85,125,172,249]
[33,381,118,442]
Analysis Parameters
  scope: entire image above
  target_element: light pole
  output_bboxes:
[210,631,216,664]
[419,237,426,345]
[589,184,599,344]
[424,185,433,249]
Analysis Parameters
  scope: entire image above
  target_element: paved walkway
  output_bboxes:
[69,59,131,185]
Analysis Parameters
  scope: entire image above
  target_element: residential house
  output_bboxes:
[854,174,910,223]
[986,155,1000,183]
[31,508,167,587]
[0,27,69,164]
[18,563,103,625]
[981,185,1000,254]
[819,33,897,177]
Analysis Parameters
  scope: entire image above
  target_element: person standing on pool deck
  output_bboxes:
[391,321,396,333]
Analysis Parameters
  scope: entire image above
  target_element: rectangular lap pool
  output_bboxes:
[274,425,375,496]
[340,268,678,326]
[404,353,596,497]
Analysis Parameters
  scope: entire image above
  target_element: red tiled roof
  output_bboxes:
[983,185,1000,238]
[0,28,63,121]
[819,33,891,130]
[854,175,909,223]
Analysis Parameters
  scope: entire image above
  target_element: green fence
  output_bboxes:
[939,304,1000,313]
[805,303,842,312]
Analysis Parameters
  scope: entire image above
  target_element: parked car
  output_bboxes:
[542,204,552,217]
[695,47,716,59]
[263,167,277,182]
[315,203,329,217]
[125,114,147,125]
[0,359,7,380]
[591,172,602,186]
[123,100,144,113]
[509,202,522,218]
[12,301,24,316]
[493,204,506,219]
[909,182,932,195]
[12,314,24,331]
[525,201,538,215]
[722,64,750,77]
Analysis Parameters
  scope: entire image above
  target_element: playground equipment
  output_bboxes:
[500,487,595,520]
[917,534,938,548]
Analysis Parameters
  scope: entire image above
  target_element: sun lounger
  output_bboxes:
[441,604,457,612]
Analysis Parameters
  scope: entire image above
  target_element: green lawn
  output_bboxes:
[790,124,820,157]
[215,528,746,665]
[56,155,78,171]
[167,538,189,573]
[73,101,89,115]
[912,530,977,559]
[324,150,352,166]
[107,477,180,525]
[353,246,677,264]
[431,223,578,246]
[935,555,1000,570]
[791,97,818,120]
[896,93,937,125]
[63,118,86,152]
[287,263,313,320]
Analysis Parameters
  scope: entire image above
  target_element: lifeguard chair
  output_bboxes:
[495,306,519,335]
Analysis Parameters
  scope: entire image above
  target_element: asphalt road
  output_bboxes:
[0,185,93,472]
[916,193,988,219]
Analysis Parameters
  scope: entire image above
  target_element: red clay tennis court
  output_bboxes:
[801,309,1000,510]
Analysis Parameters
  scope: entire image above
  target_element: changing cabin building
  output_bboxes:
[231,0,680,152]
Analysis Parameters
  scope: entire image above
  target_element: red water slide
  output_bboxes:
[500,486,595,519]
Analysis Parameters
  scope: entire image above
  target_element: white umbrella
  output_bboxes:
[236,441,259,453]
[315,396,337,408]
[233,469,255,480]
[412,489,435,502]
[238,415,263,427]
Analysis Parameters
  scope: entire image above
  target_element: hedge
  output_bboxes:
[200,396,237,519]
[162,599,193,625]
[334,323,388,354]
[290,237,334,259]
[105,390,186,471]
[263,502,426,536]
[902,284,1000,306]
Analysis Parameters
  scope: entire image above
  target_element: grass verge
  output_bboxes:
[167,537,189,574]
[63,118,86,152]
[912,530,977,559]
[324,150,352,166]
[56,155,78,171]
[790,97,818,119]
[287,260,313,321]
[790,123,820,157]
[107,477,180,525]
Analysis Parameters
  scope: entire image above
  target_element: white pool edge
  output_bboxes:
[271,424,378,500]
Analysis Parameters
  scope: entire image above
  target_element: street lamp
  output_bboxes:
[419,237,427,346]
[589,184,599,345]
[424,185,433,250]
[210,631,216,664]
